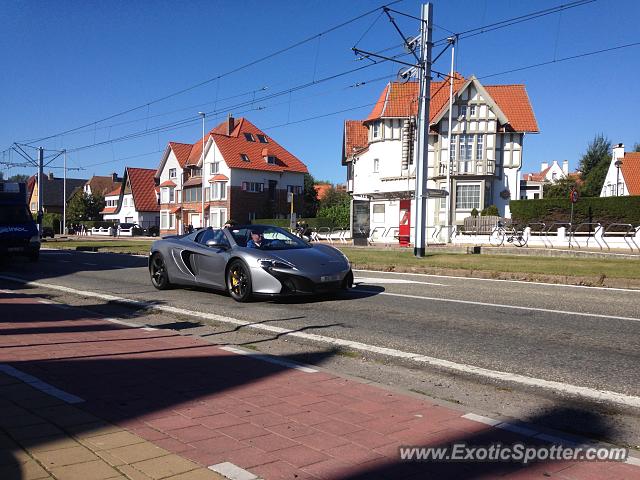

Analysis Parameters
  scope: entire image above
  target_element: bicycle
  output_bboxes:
[489,221,528,247]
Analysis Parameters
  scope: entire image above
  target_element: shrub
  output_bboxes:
[481,205,499,216]
[470,208,479,218]
[510,196,640,225]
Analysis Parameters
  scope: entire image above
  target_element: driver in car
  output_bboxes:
[246,230,270,249]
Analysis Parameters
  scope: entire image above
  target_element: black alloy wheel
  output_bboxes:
[227,260,252,302]
[150,253,171,290]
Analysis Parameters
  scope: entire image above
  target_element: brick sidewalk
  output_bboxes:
[0,288,637,479]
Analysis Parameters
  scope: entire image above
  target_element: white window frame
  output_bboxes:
[459,105,467,118]
[242,182,264,193]
[160,211,169,230]
[267,156,276,165]
[210,162,219,174]
[373,158,379,173]
[372,203,385,223]
[372,121,380,140]
[458,134,473,173]
[469,105,476,116]
[209,208,228,228]
[211,181,227,200]
[455,183,481,210]
[169,168,176,179]
[475,134,484,161]
[169,187,175,203]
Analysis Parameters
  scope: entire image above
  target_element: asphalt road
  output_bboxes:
[2,249,639,402]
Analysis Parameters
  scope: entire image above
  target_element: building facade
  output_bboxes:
[100,167,159,227]
[520,160,569,199]
[600,143,640,197]
[156,116,308,235]
[343,75,538,243]
[28,173,87,214]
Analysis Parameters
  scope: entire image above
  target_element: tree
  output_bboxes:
[634,143,640,152]
[317,186,350,226]
[543,177,580,198]
[8,174,29,183]
[578,134,611,197]
[66,192,105,222]
[302,174,319,218]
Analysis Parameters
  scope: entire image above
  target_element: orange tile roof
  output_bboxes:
[209,174,229,182]
[100,206,117,214]
[104,186,121,197]
[169,142,193,168]
[126,167,159,212]
[622,152,640,195]
[159,180,177,187]
[363,76,538,132]
[344,121,368,158]
[85,175,120,196]
[484,85,538,133]
[211,118,308,174]
[170,206,181,214]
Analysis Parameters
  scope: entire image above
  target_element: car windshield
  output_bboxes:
[231,225,310,250]
[0,205,33,224]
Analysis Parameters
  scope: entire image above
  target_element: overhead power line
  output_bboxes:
[21,0,404,146]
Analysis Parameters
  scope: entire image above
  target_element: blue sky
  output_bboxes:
[1,0,639,183]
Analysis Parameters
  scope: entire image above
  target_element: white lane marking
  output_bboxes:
[354,276,446,286]
[353,269,640,293]
[220,346,317,373]
[209,462,258,480]
[142,327,158,331]
[461,413,501,426]
[1,275,639,409]
[0,364,84,404]
[38,299,54,304]
[350,290,640,324]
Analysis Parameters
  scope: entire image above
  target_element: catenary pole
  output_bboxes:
[37,147,44,233]
[445,35,455,243]
[199,112,206,228]
[413,3,433,257]
[63,150,67,235]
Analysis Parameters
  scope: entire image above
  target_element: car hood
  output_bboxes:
[263,246,348,271]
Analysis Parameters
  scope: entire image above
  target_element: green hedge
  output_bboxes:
[510,196,640,226]
[253,217,336,228]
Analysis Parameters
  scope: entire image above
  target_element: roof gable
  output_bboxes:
[343,120,369,162]
[126,167,159,212]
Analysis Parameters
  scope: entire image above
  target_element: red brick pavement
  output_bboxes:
[0,289,637,479]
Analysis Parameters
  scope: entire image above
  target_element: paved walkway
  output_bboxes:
[0,288,638,479]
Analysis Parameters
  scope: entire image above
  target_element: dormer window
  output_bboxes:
[257,134,268,143]
[266,156,276,165]
[244,133,255,142]
[240,154,250,162]
[372,122,381,139]
[191,167,202,177]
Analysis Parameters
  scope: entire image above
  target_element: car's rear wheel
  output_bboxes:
[226,260,252,302]
[149,253,171,290]
[342,270,354,290]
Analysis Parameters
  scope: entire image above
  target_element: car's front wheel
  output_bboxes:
[149,253,171,290]
[226,260,252,302]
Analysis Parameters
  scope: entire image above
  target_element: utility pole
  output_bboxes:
[63,150,67,235]
[444,35,456,243]
[37,147,44,232]
[199,112,206,228]
[413,3,433,257]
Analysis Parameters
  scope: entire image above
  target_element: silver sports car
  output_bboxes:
[148,224,353,302]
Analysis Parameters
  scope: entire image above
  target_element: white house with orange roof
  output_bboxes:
[156,116,308,235]
[520,160,569,199]
[100,167,159,228]
[342,75,538,243]
[600,143,640,197]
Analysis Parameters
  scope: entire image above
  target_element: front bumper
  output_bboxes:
[250,264,352,295]
[0,239,40,256]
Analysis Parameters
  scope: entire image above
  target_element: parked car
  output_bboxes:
[148,225,353,302]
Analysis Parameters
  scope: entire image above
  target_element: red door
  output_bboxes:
[398,200,411,247]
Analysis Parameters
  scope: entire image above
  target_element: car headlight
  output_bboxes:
[29,235,40,243]
[258,258,294,269]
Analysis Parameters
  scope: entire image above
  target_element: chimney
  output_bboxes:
[612,143,625,162]
[227,113,234,136]
[540,162,548,172]
[112,172,118,182]
[562,160,569,175]
[48,172,54,180]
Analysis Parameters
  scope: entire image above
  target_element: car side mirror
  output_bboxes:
[206,240,228,249]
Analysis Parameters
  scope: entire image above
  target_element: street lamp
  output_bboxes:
[199,112,206,227]
[615,159,623,196]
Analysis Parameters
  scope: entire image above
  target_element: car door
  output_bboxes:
[193,229,228,288]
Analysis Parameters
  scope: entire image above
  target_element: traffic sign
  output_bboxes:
[570,188,579,204]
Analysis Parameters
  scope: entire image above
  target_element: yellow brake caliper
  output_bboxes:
[231,270,240,290]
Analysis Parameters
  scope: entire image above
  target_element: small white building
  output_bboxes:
[101,167,159,228]
[600,143,640,197]
[520,160,569,199]
[343,75,538,243]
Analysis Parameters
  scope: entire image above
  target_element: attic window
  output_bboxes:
[257,134,268,143]
[244,133,256,142]
[266,156,276,165]
[240,154,250,162]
